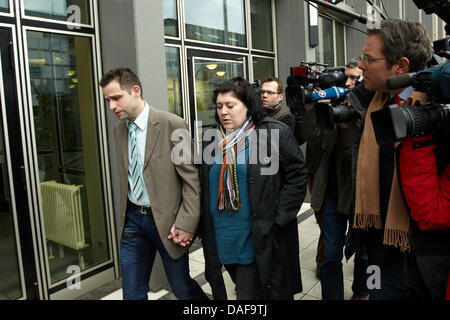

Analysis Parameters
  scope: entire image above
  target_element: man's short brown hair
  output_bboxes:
[262,77,284,94]
[100,67,144,98]
[368,19,433,72]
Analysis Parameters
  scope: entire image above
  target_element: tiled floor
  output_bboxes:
[96,203,358,300]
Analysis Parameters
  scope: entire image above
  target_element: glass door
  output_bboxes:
[187,49,246,139]
[24,29,113,294]
[0,27,37,300]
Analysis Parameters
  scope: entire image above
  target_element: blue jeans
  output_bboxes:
[120,207,208,300]
[320,196,369,300]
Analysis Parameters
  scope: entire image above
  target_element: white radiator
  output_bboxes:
[40,180,86,251]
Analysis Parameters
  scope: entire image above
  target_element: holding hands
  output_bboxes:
[168,224,194,247]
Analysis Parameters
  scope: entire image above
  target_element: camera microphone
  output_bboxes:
[311,86,347,101]
[386,73,416,90]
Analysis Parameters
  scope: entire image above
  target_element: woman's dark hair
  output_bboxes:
[212,77,265,125]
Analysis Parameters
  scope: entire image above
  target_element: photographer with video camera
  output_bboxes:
[398,102,450,299]
[296,58,370,300]
[348,18,450,300]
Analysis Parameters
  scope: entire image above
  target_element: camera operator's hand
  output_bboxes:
[304,98,331,111]
[403,90,428,106]
[304,102,315,110]
[304,88,321,110]
[338,122,352,129]
[336,100,353,128]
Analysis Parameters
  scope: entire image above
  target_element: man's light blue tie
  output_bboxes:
[127,121,144,201]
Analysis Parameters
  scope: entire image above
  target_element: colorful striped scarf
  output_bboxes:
[217,117,255,214]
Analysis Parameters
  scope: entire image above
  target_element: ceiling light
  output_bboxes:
[206,64,218,70]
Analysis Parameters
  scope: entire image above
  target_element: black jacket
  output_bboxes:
[198,117,307,299]
[346,84,450,299]
[264,105,296,135]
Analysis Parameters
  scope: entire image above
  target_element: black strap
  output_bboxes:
[412,138,436,149]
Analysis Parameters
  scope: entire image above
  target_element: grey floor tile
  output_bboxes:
[294,292,305,300]
[300,247,319,272]
[300,268,320,294]
[306,281,322,299]
[301,294,321,300]
[299,232,318,250]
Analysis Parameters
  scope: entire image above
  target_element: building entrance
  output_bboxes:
[187,49,247,141]
[0,26,38,300]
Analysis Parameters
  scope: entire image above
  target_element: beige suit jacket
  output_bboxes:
[114,105,201,259]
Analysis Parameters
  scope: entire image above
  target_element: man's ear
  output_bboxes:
[396,57,410,75]
[132,85,142,98]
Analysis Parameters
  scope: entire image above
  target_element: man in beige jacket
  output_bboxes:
[100,67,207,300]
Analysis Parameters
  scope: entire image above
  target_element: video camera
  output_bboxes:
[286,61,364,130]
[371,0,450,144]
[251,79,261,96]
[286,61,346,108]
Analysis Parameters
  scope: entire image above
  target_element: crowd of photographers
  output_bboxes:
[275,18,449,300]
[205,17,449,301]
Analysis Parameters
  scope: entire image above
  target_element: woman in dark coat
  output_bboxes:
[198,77,307,299]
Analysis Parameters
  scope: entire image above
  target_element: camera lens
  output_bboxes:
[400,104,450,138]
[333,105,359,123]
[315,103,358,129]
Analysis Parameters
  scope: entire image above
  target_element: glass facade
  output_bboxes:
[315,16,343,66]
[0,59,23,300]
[251,0,273,51]
[163,0,178,37]
[0,133,22,299]
[252,56,275,83]
[335,22,345,66]
[321,17,334,66]
[23,0,90,25]
[27,30,109,283]
[184,0,246,47]
[194,58,244,131]
[164,0,276,124]
[165,46,183,117]
[0,0,8,13]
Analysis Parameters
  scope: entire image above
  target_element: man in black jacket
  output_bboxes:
[260,77,295,134]
[299,58,369,300]
[348,19,437,300]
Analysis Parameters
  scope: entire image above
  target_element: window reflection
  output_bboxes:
[315,16,335,66]
[23,0,90,25]
[185,0,246,47]
[194,59,244,131]
[0,80,22,300]
[335,23,345,66]
[27,31,109,283]
[163,0,178,37]
[0,0,8,13]
[253,57,275,84]
[165,46,183,117]
[251,0,273,52]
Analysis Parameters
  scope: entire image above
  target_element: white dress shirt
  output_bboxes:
[127,103,151,206]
